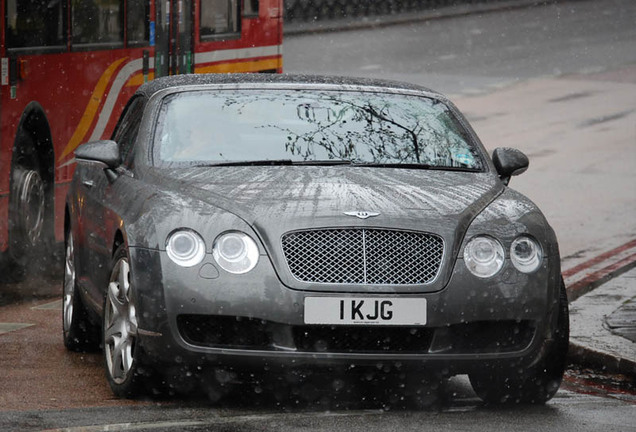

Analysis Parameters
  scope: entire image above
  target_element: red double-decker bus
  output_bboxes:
[0,0,283,278]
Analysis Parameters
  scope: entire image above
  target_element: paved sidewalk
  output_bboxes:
[568,266,636,376]
[607,297,636,343]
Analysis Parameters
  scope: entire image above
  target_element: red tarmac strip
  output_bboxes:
[568,253,636,291]
[562,239,636,278]
[565,253,636,302]
[562,373,636,405]
[562,239,636,301]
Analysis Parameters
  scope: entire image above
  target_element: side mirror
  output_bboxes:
[492,147,529,185]
[75,140,121,169]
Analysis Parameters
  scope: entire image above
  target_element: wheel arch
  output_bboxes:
[113,230,126,257]
[7,102,56,268]
[64,204,70,238]
[12,102,55,188]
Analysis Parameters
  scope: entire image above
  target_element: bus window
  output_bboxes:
[243,0,259,17]
[72,0,123,46]
[127,0,150,46]
[0,0,281,279]
[5,0,65,49]
[200,0,240,38]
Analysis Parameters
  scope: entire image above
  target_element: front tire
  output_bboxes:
[469,278,569,404]
[103,245,147,397]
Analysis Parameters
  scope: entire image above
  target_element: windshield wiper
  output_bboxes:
[195,160,479,171]
[351,162,433,170]
[291,159,353,166]
[199,159,353,167]
[201,159,294,167]
[351,162,481,172]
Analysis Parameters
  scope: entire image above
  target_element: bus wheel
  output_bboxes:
[8,132,52,280]
[13,167,45,248]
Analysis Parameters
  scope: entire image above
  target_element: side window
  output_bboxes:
[243,0,259,17]
[5,0,65,49]
[127,0,150,46]
[200,0,240,38]
[113,97,146,168]
[72,0,123,46]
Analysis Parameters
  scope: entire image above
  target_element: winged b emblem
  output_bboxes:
[343,211,380,220]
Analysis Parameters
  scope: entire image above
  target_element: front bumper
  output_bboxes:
[130,246,561,375]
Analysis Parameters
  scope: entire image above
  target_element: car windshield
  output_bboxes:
[154,89,484,170]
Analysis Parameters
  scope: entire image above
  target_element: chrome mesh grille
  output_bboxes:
[281,229,444,285]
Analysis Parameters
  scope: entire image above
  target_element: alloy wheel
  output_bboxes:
[62,233,75,333]
[16,169,45,246]
[104,257,139,384]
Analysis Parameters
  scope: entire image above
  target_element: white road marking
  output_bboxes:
[32,299,63,310]
[0,323,34,334]
[40,410,386,432]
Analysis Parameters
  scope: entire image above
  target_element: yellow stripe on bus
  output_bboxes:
[126,57,283,87]
[195,57,282,74]
[59,57,128,161]
[126,72,156,87]
[59,56,282,162]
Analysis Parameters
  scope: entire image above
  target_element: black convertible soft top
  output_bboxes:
[136,73,440,99]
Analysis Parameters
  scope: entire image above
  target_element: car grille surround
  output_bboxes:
[281,228,444,285]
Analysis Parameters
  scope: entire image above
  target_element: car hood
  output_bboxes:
[149,166,504,292]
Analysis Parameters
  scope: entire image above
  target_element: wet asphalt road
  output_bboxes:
[285,0,636,97]
[2,277,635,431]
[3,393,635,432]
[2,0,636,430]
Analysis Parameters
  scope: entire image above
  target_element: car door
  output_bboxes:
[80,96,147,307]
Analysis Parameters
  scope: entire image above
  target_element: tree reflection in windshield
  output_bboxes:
[157,90,483,170]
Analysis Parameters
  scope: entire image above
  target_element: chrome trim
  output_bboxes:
[281,227,445,286]
[343,211,380,220]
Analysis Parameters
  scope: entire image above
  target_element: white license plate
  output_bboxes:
[304,297,427,325]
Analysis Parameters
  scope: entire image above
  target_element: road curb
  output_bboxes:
[284,0,579,35]
[568,340,636,377]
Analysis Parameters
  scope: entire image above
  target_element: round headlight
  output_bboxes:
[166,229,206,267]
[511,235,542,273]
[464,236,505,278]
[213,231,259,274]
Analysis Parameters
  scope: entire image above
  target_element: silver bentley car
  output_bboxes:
[63,74,568,405]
